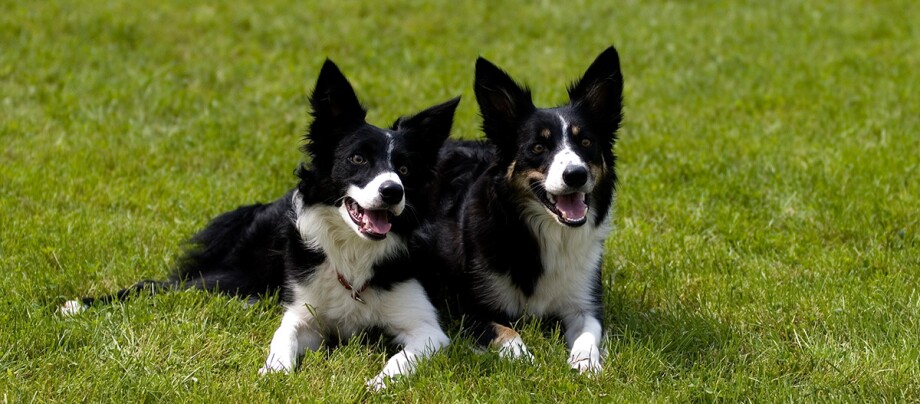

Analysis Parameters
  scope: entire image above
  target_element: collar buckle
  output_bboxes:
[336,272,368,304]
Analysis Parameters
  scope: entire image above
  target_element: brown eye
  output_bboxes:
[532,144,545,154]
[398,166,409,176]
[350,154,366,164]
[581,138,592,147]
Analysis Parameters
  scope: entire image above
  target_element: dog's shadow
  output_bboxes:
[403,285,737,382]
[602,282,738,377]
[53,283,734,384]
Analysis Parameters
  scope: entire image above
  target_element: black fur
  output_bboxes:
[71,59,459,310]
[422,47,624,358]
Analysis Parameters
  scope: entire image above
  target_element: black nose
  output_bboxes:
[562,165,588,187]
[378,181,404,205]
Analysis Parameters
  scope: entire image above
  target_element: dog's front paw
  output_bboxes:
[258,354,293,375]
[258,363,289,375]
[568,346,602,374]
[497,339,534,362]
[365,374,389,392]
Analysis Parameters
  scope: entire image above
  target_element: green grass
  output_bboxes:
[2,0,918,401]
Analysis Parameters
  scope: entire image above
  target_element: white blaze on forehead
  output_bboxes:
[558,114,570,144]
[345,171,405,214]
[386,132,395,165]
[544,114,588,194]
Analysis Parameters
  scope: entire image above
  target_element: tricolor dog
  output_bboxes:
[420,47,623,373]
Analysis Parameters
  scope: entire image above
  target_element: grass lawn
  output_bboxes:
[2,0,918,401]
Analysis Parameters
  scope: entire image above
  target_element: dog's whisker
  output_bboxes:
[403,203,421,225]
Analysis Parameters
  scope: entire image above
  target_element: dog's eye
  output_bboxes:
[398,166,409,176]
[581,138,592,148]
[531,144,545,154]
[350,154,366,165]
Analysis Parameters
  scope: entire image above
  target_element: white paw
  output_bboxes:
[258,363,289,375]
[366,374,389,391]
[497,338,534,362]
[258,354,293,375]
[568,346,602,374]
[59,300,87,316]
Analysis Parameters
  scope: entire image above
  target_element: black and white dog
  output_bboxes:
[61,60,458,389]
[421,47,623,373]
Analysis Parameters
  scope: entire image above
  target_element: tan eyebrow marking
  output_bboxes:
[540,128,551,138]
[571,125,581,136]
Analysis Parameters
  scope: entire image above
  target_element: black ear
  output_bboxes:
[474,57,535,160]
[309,59,367,128]
[394,96,460,154]
[567,46,624,136]
[305,59,367,166]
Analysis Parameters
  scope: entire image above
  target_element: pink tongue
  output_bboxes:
[554,193,587,221]
[363,210,392,234]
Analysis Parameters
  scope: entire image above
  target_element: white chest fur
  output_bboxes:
[290,194,406,334]
[484,199,611,318]
[260,195,444,378]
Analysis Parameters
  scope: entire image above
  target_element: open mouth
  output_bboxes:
[531,181,589,227]
[343,197,392,240]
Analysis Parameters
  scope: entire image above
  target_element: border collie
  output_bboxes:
[61,60,459,390]
[421,47,623,373]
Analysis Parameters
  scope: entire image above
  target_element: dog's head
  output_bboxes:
[300,60,459,240]
[474,47,623,227]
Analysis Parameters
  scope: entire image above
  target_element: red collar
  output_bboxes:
[336,272,368,304]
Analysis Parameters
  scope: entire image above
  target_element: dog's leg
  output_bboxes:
[366,281,449,391]
[562,312,603,374]
[488,322,533,361]
[259,304,322,374]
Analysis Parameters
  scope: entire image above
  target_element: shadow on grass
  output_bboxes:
[44,281,738,390]
[605,288,738,374]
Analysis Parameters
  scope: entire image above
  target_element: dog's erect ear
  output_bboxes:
[394,97,460,154]
[568,46,624,137]
[305,60,367,167]
[309,59,367,128]
[474,57,535,161]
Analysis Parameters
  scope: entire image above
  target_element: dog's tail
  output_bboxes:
[59,279,178,315]
[60,201,288,316]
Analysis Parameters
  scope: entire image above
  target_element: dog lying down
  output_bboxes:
[62,59,460,390]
